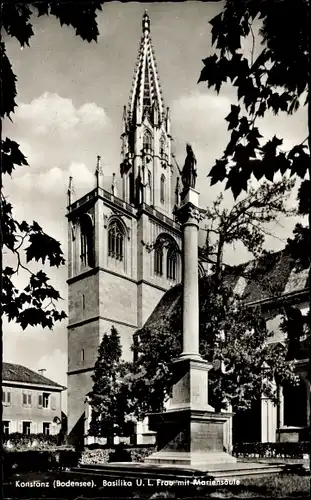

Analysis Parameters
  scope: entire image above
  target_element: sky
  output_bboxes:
[2,2,307,408]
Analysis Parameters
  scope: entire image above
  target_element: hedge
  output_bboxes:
[3,433,60,450]
[233,441,310,458]
[3,450,81,478]
[81,445,155,465]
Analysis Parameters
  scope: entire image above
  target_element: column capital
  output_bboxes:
[174,202,206,226]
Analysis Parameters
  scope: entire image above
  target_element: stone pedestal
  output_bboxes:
[145,354,236,469]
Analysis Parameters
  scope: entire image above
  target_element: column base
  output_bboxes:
[146,407,236,468]
[145,451,236,469]
[145,353,236,469]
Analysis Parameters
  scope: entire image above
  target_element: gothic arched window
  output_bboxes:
[167,247,177,280]
[80,214,94,267]
[143,130,152,152]
[108,221,124,261]
[160,174,165,204]
[154,246,163,276]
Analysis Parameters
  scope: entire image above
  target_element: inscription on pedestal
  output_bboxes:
[192,422,223,452]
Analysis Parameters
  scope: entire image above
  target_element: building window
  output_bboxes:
[43,393,50,409]
[39,392,50,409]
[22,391,32,407]
[22,422,31,435]
[154,247,163,276]
[3,421,10,435]
[43,422,50,436]
[108,221,124,261]
[80,213,94,267]
[82,294,85,311]
[160,174,165,204]
[143,130,152,152]
[81,349,85,362]
[3,389,11,406]
[167,248,177,280]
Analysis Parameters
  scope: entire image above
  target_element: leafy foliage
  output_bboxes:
[125,317,182,421]
[286,181,310,272]
[198,0,310,333]
[3,449,81,475]
[202,177,296,282]
[233,441,310,459]
[199,0,310,198]
[279,307,310,361]
[123,279,298,420]
[88,327,134,438]
[3,432,58,449]
[1,3,103,329]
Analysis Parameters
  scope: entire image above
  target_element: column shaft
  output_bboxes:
[182,221,199,357]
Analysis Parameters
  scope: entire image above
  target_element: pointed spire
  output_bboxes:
[142,10,150,35]
[127,11,165,123]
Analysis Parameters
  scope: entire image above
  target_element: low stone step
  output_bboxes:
[69,460,288,481]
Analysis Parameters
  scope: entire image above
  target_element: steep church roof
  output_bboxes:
[142,249,309,332]
[127,10,165,123]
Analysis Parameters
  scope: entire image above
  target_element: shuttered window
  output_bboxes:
[22,391,27,406]
[51,396,56,410]
[3,389,11,405]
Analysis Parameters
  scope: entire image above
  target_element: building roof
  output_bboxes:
[2,362,65,389]
[143,249,309,332]
[222,249,309,304]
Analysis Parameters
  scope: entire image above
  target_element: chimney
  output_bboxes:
[38,369,46,376]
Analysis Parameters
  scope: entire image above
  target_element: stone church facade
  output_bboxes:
[66,12,183,444]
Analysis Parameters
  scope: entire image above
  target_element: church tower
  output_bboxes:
[120,11,174,214]
[66,11,182,445]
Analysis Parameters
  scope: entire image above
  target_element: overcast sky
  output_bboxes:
[2,2,307,403]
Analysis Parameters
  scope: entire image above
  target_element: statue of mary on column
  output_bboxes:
[181,143,197,190]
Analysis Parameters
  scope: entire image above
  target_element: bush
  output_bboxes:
[233,441,310,458]
[59,450,81,470]
[3,433,59,450]
[3,449,81,477]
[108,444,132,462]
[81,445,155,465]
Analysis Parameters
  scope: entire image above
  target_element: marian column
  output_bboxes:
[178,186,202,359]
[146,145,236,469]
